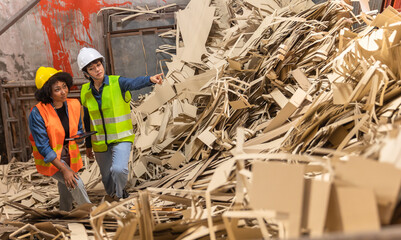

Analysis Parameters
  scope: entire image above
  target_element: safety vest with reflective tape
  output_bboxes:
[29,98,83,176]
[80,75,135,152]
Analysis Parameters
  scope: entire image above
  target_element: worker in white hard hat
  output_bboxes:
[77,47,163,200]
[28,67,91,211]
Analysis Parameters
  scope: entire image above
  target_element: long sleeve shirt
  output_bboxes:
[29,101,84,163]
[83,75,154,148]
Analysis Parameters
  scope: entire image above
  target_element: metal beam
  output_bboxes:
[0,0,41,36]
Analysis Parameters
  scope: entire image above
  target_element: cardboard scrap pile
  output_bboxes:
[3,0,401,239]
[126,0,401,238]
[0,157,60,214]
[0,157,97,239]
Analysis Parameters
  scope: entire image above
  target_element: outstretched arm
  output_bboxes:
[150,73,163,84]
[118,73,164,92]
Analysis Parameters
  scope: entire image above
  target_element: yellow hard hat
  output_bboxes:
[35,67,62,89]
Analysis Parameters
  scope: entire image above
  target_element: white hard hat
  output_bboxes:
[77,47,105,71]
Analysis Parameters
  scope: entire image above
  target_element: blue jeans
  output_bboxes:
[94,142,132,198]
[51,146,91,211]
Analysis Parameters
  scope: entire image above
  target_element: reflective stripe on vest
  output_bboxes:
[29,99,83,176]
[81,75,135,152]
[92,129,134,142]
[91,113,131,125]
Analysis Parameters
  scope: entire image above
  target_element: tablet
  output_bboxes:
[65,131,97,141]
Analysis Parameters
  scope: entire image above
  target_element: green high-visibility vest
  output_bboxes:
[81,75,135,152]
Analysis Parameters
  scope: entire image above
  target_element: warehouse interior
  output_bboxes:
[1,0,401,239]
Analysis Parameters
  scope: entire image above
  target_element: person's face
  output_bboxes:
[51,81,68,104]
[87,61,104,81]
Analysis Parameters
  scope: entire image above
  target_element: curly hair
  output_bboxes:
[34,72,73,104]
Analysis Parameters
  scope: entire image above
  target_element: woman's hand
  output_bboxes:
[150,73,163,84]
[86,147,94,159]
[52,158,79,189]
[60,167,79,189]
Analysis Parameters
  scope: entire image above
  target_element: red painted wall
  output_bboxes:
[0,0,182,82]
[37,0,130,76]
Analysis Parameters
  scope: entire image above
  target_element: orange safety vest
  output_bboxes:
[29,98,83,176]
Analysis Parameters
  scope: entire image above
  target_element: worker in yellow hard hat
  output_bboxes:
[77,47,163,201]
[28,66,91,211]
[34,66,61,89]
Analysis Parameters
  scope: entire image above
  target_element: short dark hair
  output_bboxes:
[82,58,103,73]
[34,72,73,104]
